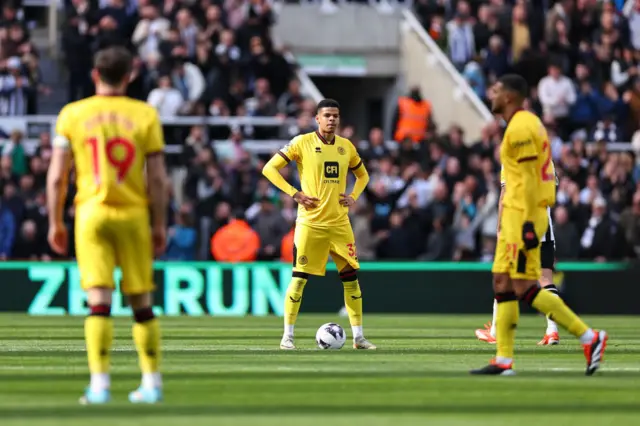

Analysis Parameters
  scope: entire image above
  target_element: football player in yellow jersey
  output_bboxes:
[471,74,608,376]
[46,46,169,404]
[262,99,376,350]
[475,165,563,345]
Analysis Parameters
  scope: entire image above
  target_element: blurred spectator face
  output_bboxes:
[379,158,393,175]
[434,181,448,201]
[555,20,567,38]
[592,197,607,218]
[429,143,444,161]
[576,64,590,82]
[297,114,312,130]
[20,175,34,193]
[512,4,526,22]
[166,28,181,43]
[489,35,503,52]
[2,6,16,21]
[554,206,569,225]
[369,128,384,146]
[215,202,231,220]
[1,156,13,172]
[449,126,464,146]
[3,183,16,199]
[601,11,614,30]
[586,174,598,190]
[604,82,618,99]
[288,79,300,95]
[548,65,561,79]
[207,6,222,22]
[389,211,404,228]
[9,25,23,42]
[468,154,481,171]
[99,16,118,31]
[30,156,44,174]
[478,5,491,23]
[221,30,235,47]
[40,132,51,147]
[190,125,205,142]
[261,198,274,213]
[464,175,477,194]
[445,157,460,176]
[456,0,470,17]
[141,5,158,20]
[177,9,193,27]
[340,125,355,139]
[250,37,265,55]
[22,221,37,241]
[158,76,172,89]
[197,148,213,165]
[10,130,22,143]
[255,78,270,96]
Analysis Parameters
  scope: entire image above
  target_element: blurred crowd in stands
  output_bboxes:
[0,1,47,115]
[0,0,638,264]
[62,0,308,143]
[415,0,640,142]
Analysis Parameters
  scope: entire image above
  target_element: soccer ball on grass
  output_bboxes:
[315,323,346,349]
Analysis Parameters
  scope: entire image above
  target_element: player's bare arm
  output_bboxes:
[262,153,319,210]
[46,141,72,255]
[146,152,169,256]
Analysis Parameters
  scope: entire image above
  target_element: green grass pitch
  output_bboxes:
[1,314,639,425]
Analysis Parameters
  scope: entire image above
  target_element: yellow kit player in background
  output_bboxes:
[46,46,169,404]
[262,99,376,350]
[471,74,608,376]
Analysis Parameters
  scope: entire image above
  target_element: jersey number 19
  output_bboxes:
[86,137,136,184]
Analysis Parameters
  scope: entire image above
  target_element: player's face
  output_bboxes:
[490,82,506,114]
[315,107,340,133]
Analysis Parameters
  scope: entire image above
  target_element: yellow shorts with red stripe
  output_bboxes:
[492,206,549,281]
[292,223,360,276]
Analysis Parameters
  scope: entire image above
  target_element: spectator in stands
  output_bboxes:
[3,130,26,176]
[147,75,185,117]
[580,196,615,260]
[392,87,432,143]
[538,63,577,138]
[619,191,640,257]
[164,204,197,261]
[132,4,170,60]
[252,196,288,260]
[446,1,475,71]
[553,205,581,259]
[210,209,260,262]
[277,79,304,118]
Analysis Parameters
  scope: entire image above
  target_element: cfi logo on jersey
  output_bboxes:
[337,146,346,155]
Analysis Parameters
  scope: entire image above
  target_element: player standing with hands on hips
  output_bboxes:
[471,74,608,376]
[262,99,376,350]
[47,46,169,404]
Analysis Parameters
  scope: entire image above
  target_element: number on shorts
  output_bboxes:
[86,137,136,184]
[506,243,517,260]
[541,141,554,182]
[346,243,356,258]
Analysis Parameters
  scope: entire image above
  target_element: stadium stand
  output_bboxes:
[0,0,638,262]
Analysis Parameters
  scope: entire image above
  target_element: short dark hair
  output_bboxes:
[93,46,133,86]
[498,74,528,100]
[316,99,340,114]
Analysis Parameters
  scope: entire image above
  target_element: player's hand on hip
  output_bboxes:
[152,226,167,257]
[48,224,68,255]
[339,193,355,207]
[293,191,319,210]
[521,221,539,250]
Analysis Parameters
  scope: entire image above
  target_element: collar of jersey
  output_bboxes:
[315,130,335,145]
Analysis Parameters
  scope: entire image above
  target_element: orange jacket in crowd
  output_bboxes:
[280,227,294,263]
[394,96,431,143]
[210,219,260,262]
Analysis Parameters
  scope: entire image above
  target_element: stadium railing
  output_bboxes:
[0,116,634,155]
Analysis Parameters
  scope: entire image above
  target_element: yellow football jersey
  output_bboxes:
[54,95,165,207]
[500,110,556,210]
[279,131,363,228]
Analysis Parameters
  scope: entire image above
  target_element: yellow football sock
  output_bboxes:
[495,295,519,360]
[341,272,362,327]
[284,273,308,327]
[132,311,161,374]
[529,286,589,337]
[84,308,113,374]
